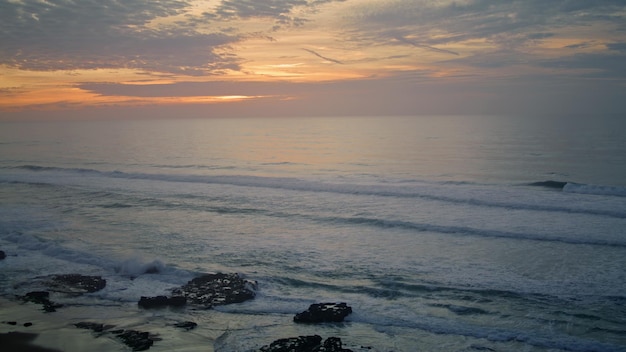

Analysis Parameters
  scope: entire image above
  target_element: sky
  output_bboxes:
[1,0,625,120]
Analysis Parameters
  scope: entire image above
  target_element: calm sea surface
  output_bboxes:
[1,115,625,351]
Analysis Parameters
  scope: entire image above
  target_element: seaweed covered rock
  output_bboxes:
[46,274,106,294]
[171,273,256,308]
[15,274,105,312]
[75,322,157,351]
[113,329,155,351]
[173,321,197,331]
[18,291,63,312]
[138,295,186,309]
[259,335,322,352]
[294,303,352,323]
[258,335,353,352]
[74,322,115,333]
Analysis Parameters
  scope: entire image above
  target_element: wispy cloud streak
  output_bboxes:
[392,35,459,56]
[302,48,344,64]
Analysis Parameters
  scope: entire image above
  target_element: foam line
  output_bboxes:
[6,165,626,219]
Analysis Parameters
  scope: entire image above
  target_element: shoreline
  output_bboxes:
[0,295,366,352]
[0,295,229,352]
[0,269,364,352]
[0,297,116,352]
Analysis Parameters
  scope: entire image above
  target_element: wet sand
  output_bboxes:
[0,297,222,351]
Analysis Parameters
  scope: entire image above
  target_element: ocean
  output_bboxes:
[0,115,625,351]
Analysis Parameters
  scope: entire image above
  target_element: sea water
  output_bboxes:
[0,115,625,351]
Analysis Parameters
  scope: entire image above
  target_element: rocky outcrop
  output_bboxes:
[111,329,156,351]
[173,321,197,331]
[74,322,115,333]
[16,274,106,312]
[0,250,6,260]
[294,303,352,323]
[171,273,256,308]
[259,335,353,352]
[18,291,63,313]
[138,295,186,309]
[75,322,157,351]
[46,274,106,294]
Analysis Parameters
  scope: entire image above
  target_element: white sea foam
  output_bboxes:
[0,227,194,302]
[563,182,626,197]
[4,165,626,220]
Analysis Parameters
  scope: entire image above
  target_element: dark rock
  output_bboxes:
[75,323,156,351]
[0,250,5,260]
[294,303,352,323]
[25,291,49,300]
[321,337,343,351]
[114,330,154,351]
[47,274,106,293]
[74,322,113,333]
[138,295,186,309]
[24,322,33,327]
[259,335,323,352]
[173,321,197,331]
[5,321,17,325]
[20,291,63,312]
[259,336,353,352]
[171,273,256,308]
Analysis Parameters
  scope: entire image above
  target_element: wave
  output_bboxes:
[528,179,626,197]
[563,182,626,197]
[322,215,626,247]
[526,180,568,189]
[149,164,237,171]
[13,164,101,174]
[6,165,626,219]
[0,230,195,300]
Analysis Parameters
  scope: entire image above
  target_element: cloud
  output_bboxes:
[2,0,626,116]
[566,42,595,49]
[204,0,346,29]
[538,52,626,79]
[0,0,239,74]
[607,43,626,53]
[391,35,459,56]
[302,49,343,64]
[344,1,626,52]
[78,81,284,98]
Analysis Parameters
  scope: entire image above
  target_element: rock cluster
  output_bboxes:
[46,274,106,294]
[75,322,157,351]
[0,250,5,260]
[257,303,356,351]
[259,335,353,352]
[18,291,63,313]
[294,303,352,323]
[171,273,257,308]
[16,274,106,312]
[136,273,256,310]
[138,295,186,309]
[8,269,365,351]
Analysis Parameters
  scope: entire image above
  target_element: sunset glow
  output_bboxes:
[1,0,625,119]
